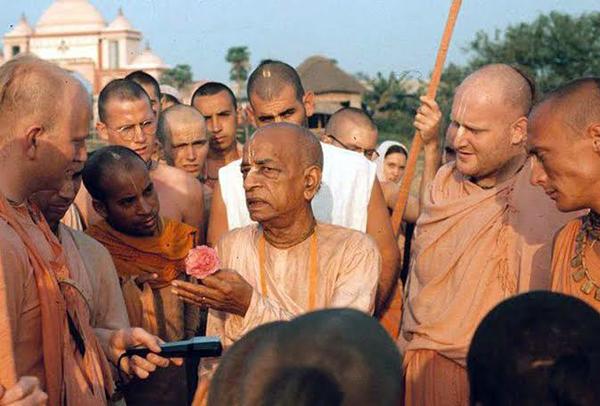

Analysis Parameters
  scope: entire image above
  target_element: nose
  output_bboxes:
[185,144,196,161]
[137,196,154,216]
[454,125,468,148]
[133,124,147,144]
[243,168,260,192]
[211,114,222,132]
[530,156,548,187]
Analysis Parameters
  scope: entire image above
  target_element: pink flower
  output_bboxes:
[185,245,221,279]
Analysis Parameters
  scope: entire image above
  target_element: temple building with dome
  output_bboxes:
[1,0,168,94]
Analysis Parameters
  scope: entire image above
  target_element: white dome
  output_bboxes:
[130,43,167,69]
[5,14,33,38]
[36,0,106,35]
[104,8,135,32]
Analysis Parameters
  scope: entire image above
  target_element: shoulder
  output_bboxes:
[218,224,257,246]
[318,223,378,252]
[156,163,203,194]
[0,219,28,257]
[68,226,113,260]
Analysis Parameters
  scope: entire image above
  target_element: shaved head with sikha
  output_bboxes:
[242,123,322,225]
[246,60,315,127]
[0,55,90,201]
[158,104,208,178]
[451,64,534,187]
[529,78,600,212]
[325,107,379,160]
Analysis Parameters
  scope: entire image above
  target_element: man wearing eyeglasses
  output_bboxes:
[323,107,380,161]
[75,79,204,232]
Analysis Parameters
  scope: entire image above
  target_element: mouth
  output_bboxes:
[246,197,269,209]
[545,189,559,200]
[138,214,158,229]
[182,163,201,171]
[134,146,148,156]
[48,204,70,216]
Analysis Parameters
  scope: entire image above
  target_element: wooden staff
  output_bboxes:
[390,0,462,234]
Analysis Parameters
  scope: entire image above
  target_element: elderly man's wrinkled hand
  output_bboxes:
[171,270,253,317]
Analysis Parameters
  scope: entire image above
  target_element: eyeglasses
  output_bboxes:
[106,119,157,141]
[327,134,380,160]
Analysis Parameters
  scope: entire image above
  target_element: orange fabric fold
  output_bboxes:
[87,218,197,334]
[0,197,113,405]
[400,160,576,365]
[403,349,468,406]
[551,217,600,310]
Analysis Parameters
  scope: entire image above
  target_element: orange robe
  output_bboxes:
[399,160,578,406]
[0,196,113,405]
[550,217,600,309]
[87,217,200,405]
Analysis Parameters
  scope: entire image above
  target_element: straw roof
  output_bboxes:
[297,55,366,95]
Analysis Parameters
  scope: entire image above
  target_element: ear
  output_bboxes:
[303,165,322,200]
[246,105,257,128]
[303,91,315,118]
[24,125,44,160]
[589,123,600,153]
[510,116,528,145]
[96,121,109,141]
[91,198,109,220]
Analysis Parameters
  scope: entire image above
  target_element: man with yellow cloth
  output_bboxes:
[83,145,200,405]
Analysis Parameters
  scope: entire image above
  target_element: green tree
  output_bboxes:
[362,72,422,145]
[447,11,600,96]
[226,46,251,98]
[160,64,193,90]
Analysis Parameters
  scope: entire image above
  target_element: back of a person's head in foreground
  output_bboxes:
[208,308,403,406]
[468,291,600,406]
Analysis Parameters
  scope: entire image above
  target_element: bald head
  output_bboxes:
[158,104,206,146]
[534,77,600,134]
[0,55,87,144]
[325,107,378,158]
[247,60,305,102]
[457,64,534,118]
[251,123,323,170]
[82,145,146,201]
[209,309,403,406]
[158,104,208,176]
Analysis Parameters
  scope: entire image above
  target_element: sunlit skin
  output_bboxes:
[324,119,379,160]
[248,85,315,128]
[450,81,527,188]
[139,82,161,119]
[166,116,209,178]
[383,152,407,184]
[92,160,161,238]
[529,100,600,214]
[97,98,157,162]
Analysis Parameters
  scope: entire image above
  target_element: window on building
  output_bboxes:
[12,45,20,56]
[109,40,119,69]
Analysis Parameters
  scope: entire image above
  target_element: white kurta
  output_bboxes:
[201,223,381,377]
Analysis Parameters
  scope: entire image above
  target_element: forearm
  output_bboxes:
[419,143,441,209]
[94,327,117,364]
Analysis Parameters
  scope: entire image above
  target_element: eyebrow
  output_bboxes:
[171,138,207,148]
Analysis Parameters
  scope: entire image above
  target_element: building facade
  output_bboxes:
[2,0,168,94]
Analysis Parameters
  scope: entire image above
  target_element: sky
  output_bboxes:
[1,0,598,84]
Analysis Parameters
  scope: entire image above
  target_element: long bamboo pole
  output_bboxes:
[390,0,462,234]
[380,0,463,340]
